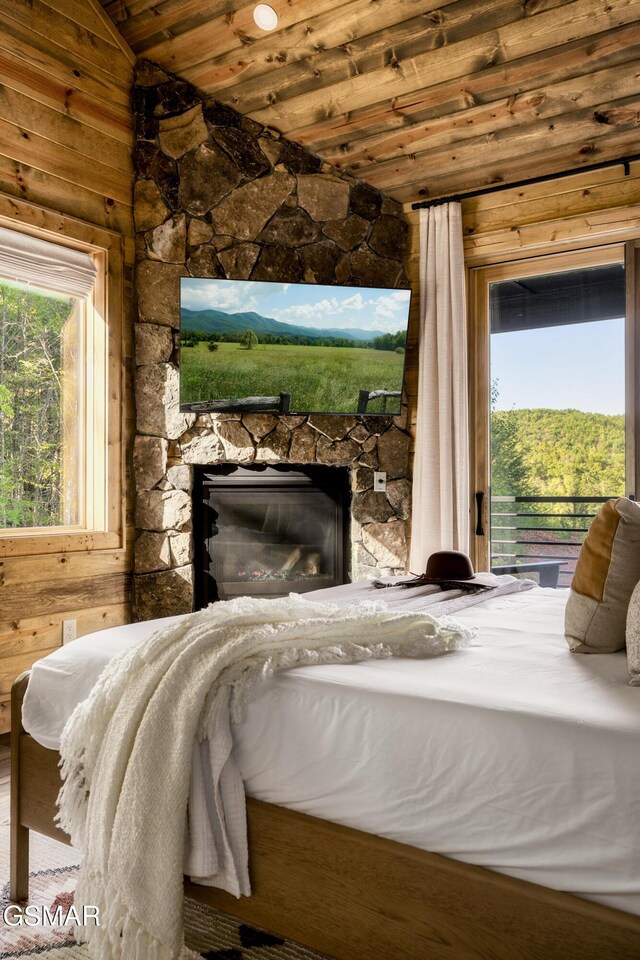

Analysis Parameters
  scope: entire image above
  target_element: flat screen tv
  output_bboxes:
[179,278,412,416]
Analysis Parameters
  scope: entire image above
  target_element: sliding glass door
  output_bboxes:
[471,243,637,586]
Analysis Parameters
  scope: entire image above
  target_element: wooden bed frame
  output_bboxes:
[10,672,640,960]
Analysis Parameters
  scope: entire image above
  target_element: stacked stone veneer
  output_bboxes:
[132,61,413,620]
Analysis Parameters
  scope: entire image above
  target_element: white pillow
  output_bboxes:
[626,579,640,685]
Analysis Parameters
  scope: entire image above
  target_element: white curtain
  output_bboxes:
[0,226,96,298]
[409,202,470,573]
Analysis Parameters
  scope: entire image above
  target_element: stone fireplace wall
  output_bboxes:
[132,60,413,620]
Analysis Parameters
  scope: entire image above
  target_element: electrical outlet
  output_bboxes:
[373,471,387,492]
[62,619,76,644]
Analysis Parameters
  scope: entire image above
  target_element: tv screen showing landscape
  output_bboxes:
[179,278,411,416]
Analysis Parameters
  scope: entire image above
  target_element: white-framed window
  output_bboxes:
[0,196,124,555]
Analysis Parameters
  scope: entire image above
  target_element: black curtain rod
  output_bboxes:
[410,153,640,210]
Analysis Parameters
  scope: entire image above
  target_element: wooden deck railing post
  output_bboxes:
[357,390,370,413]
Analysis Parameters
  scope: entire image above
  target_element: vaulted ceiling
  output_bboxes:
[100,0,640,205]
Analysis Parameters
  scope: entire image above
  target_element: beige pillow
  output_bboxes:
[565,497,640,654]
[626,580,640,685]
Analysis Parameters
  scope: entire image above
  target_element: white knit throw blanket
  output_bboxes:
[57,593,474,960]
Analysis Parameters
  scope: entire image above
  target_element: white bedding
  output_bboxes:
[22,584,640,915]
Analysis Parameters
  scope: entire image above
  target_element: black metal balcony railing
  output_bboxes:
[490,495,614,588]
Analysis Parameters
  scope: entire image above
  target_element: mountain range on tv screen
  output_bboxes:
[180,307,375,341]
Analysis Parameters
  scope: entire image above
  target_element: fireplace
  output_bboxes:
[194,465,351,606]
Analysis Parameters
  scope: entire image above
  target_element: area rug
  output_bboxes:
[0,825,331,960]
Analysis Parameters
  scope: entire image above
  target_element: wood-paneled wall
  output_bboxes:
[0,0,135,732]
[402,159,640,456]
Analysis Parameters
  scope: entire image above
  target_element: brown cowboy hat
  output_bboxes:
[423,550,476,583]
[406,550,490,592]
[374,550,492,592]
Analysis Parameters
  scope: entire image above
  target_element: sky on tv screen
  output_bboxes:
[181,278,411,334]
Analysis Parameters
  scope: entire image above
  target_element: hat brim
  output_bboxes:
[418,577,493,592]
[422,576,479,584]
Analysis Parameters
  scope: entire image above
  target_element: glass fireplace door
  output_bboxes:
[196,466,349,604]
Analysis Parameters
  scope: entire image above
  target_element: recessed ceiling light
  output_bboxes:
[253,3,278,30]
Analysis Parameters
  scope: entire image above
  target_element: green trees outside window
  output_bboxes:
[0,281,77,528]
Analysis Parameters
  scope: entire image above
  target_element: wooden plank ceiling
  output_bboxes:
[100,0,640,205]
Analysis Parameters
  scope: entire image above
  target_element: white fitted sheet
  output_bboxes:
[22,586,640,915]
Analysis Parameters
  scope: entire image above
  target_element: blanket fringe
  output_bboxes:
[76,876,176,960]
[56,750,89,847]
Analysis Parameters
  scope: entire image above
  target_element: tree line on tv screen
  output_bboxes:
[180,329,407,352]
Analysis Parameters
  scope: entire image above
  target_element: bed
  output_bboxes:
[10,582,640,960]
